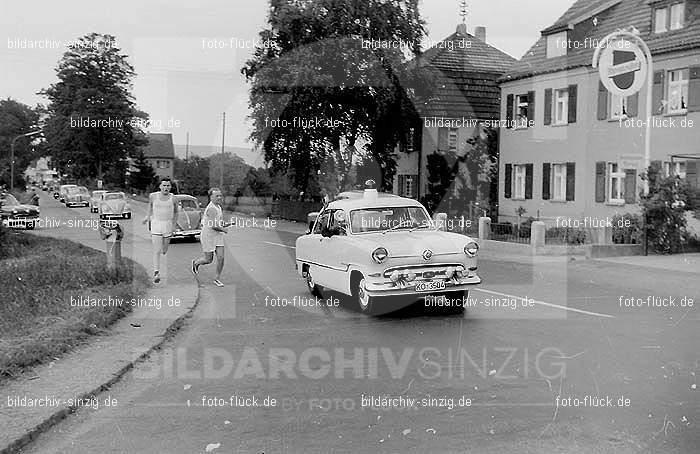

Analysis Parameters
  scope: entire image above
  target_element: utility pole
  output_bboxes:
[220,112,225,191]
[184,131,189,192]
[10,130,42,192]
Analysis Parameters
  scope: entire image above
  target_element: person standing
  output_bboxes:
[143,177,179,284]
[192,187,229,287]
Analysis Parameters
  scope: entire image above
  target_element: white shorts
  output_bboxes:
[200,230,224,253]
[150,219,173,237]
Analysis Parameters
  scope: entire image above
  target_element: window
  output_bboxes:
[398,174,417,198]
[448,128,458,152]
[608,163,625,203]
[313,211,330,234]
[655,3,685,33]
[664,161,687,178]
[609,93,627,119]
[554,89,569,125]
[516,94,530,125]
[552,164,567,201]
[667,69,689,113]
[328,209,347,235]
[513,165,527,199]
[438,127,448,151]
[655,7,668,33]
[546,31,567,58]
[406,128,414,152]
[670,3,685,30]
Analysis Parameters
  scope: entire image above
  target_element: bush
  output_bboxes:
[611,213,644,245]
[641,173,696,253]
[546,227,588,244]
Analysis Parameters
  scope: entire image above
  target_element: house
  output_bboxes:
[141,133,175,179]
[498,0,700,225]
[392,23,516,216]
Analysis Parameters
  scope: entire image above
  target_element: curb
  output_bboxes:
[1,254,202,454]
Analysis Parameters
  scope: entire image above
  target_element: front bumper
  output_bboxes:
[364,274,482,298]
[172,229,201,239]
[2,216,39,228]
[66,200,89,207]
[100,212,130,218]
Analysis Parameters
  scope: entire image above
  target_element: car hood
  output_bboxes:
[176,210,202,230]
[103,200,126,211]
[351,230,473,257]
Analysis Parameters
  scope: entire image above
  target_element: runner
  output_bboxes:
[191,187,229,287]
[142,177,179,284]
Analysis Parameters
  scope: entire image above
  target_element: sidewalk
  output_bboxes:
[0,195,200,454]
[593,252,700,275]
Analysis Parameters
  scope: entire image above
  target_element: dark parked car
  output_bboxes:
[0,193,40,229]
[65,186,91,207]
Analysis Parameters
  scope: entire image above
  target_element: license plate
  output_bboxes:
[415,280,446,292]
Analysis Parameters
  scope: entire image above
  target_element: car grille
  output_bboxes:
[382,263,465,280]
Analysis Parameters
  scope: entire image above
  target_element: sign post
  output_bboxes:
[593,30,653,195]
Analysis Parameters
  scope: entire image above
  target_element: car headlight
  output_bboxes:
[389,270,401,282]
[123,204,130,211]
[372,247,388,264]
[12,209,18,214]
[464,242,479,257]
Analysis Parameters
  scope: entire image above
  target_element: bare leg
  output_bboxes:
[214,246,225,280]
[151,235,162,272]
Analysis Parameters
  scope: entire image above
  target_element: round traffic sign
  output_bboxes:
[598,39,647,97]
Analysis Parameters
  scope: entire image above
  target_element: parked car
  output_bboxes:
[90,190,107,213]
[172,194,203,241]
[295,186,481,314]
[0,193,40,229]
[99,192,131,219]
[58,184,77,203]
[65,186,91,207]
[41,183,48,191]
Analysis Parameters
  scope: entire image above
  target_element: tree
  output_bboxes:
[41,33,148,185]
[242,0,429,194]
[0,98,43,188]
[129,151,156,191]
[242,167,273,196]
[208,152,251,196]
[176,155,210,196]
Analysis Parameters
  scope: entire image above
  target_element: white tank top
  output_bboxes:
[152,193,174,221]
[202,202,223,233]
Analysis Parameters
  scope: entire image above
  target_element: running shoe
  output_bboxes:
[153,271,161,284]
[213,279,224,287]
[191,259,199,275]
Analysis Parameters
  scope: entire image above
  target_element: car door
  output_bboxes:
[302,210,332,288]
[321,209,350,292]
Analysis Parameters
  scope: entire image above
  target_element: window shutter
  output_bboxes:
[506,94,514,128]
[595,161,606,202]
[525,163,533,199]
[685,161,698,188]
[566,162,576,201]
[650,160,663,188]
[652,71,665,115]
[627,93,639,117]
[413,125,423,152]
[504,164,512,198]
[527,91,535,124]
[597,81,608,120]
[398,175,406,196]
[567,84,577,123]
[544,89,552,125]
[624,169,637,204]
[688,66,700,112]
[542,163,551,200]
[438,127,448,151]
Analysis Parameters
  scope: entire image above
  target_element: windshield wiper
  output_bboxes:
[381,219,414,234]
[409,220,432,232]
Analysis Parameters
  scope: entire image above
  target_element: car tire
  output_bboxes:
[304,266,323,297]
[352,276,377,315]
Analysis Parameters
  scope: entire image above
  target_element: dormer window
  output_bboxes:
[546,31,567,58]
[654,2,685,33]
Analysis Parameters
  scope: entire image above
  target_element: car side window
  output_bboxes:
[328,209,347,235]
[313,211,330,234]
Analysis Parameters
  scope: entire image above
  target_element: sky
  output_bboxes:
[0,0,574,152]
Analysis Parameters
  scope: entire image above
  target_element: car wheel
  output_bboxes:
[304,266,322,297]
[353,277,376,314]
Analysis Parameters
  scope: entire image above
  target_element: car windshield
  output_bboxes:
[66,187,81,194]
[104,193,124,200]
[92,191,106,197]
[1,195,20,206]
[178,199,198,210]
[350,206,432,233]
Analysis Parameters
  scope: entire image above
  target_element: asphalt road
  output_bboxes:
[17,191,699,454]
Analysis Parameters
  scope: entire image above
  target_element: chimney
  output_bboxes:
[456,23,467,35]
[475,26,486,42]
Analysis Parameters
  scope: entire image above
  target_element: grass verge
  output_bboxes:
[0,228,150,382]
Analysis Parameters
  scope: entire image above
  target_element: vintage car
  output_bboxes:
[295,187,481,315]
[58,184,77,203]
[64,186,91,207]
[172,194,203,241]
[99,192,131,219]
[90,190,107,213]
[0,193,40,229]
